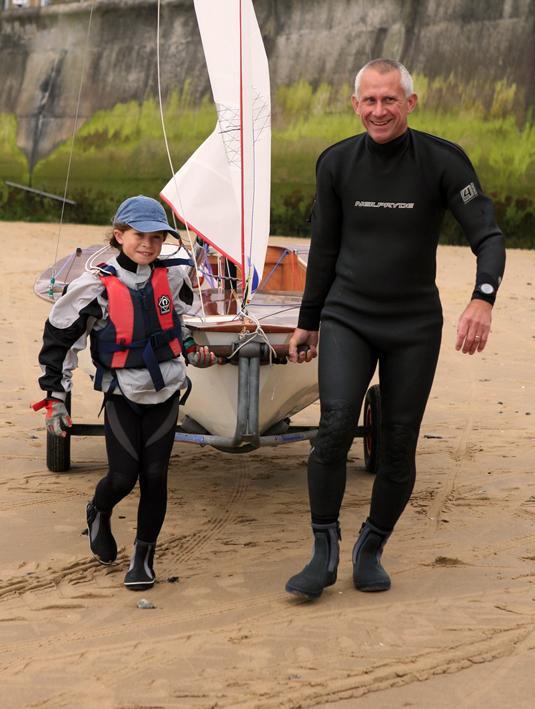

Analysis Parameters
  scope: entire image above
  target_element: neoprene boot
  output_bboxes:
[124,540,156,591]
[285,522,340,600]
[352,519,391,592]
[86,500,117,564]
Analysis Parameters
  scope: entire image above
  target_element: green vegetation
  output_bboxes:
[0,114,29,184]
[1,77,533,247]
[270,79,535,245]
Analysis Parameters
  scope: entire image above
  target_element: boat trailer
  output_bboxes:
[45,338,381,473]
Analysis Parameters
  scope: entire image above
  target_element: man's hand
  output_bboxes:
[456,300,493,355]
[32,398,72,438]
[288,328,319,363]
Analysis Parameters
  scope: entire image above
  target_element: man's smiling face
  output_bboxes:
[352,68,417,144]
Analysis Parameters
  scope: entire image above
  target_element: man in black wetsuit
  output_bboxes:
[285,58,505,600]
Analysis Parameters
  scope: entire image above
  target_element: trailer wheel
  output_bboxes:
[46,430,71,472]
[46,392,72,473]
[363,385,381,474]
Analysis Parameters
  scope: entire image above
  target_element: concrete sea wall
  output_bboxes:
[0,0,533,242]
[1,0,533,169]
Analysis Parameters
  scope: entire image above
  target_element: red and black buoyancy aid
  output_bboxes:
[91,262,183,392]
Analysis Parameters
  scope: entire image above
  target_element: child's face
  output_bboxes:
[114,228,166,265]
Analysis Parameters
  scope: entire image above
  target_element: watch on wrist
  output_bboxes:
[477,283,495,296]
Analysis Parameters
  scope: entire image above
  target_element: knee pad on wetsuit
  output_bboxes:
[311,400,357,465]
[379,423,419,483]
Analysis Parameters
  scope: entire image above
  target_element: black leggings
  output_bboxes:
[309,317,441,532]
[93,393,180,543]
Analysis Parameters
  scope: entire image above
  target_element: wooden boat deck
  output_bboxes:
[34,242,311,333]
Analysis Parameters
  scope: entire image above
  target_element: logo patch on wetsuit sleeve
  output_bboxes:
[158,294,171,315]
[460,182,478,204]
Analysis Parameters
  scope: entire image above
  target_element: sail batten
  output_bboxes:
[161,0,271,303]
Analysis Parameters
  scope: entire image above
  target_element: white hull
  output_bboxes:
[75,327,318,440]
[35,244,318,446]
[182,324,318,438]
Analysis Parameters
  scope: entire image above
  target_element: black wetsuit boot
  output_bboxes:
[124,540,156,591]
[352,520,391,592]
[86,500,117,564]
[285,522,340,600]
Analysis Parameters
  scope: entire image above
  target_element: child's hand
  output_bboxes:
[32,398,72,437]
[187,345,216,368]
[183,337,216,367]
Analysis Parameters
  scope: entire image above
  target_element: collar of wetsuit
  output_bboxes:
[365,129,410,157]
[117,251,139,273]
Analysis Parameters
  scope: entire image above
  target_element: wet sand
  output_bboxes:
[1,222,534,708]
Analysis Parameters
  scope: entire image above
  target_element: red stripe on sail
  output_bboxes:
[239,0,246,294]
[160,193,241,269]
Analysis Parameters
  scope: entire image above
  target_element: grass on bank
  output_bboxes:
[1,78,534,246]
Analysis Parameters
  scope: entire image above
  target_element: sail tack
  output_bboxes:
[161,0,271,300]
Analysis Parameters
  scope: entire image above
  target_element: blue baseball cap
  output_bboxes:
[113,195,180,238]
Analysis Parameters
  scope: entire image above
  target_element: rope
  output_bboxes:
[257,248,289,292]
[85,245,115,275]
[232,307,277,363]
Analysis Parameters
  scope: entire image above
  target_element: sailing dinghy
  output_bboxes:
[33,0,380,468]
[159,0,320,449]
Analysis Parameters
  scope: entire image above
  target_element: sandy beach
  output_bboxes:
[1,221,534,708]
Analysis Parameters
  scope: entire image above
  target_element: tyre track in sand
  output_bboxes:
[0,555,126,602]
[95,612,535,698]
[0,490,84,513]
[223,625,533,709]
[158,460,252,566]
[456,625,535,708]
[2,613,530,708]
[0,584,293,673]
[0,461,252,602]
[426,364,476,531]
[1,578,530,681]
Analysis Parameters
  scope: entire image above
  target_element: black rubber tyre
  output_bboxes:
[46,393,72,473]
[363,385,381,474]
[46,430,71,472]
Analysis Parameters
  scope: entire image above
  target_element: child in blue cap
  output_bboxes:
[34,195,214,590]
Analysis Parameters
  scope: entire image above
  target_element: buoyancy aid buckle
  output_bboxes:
[148,327,179,350]
[97,328,179,355]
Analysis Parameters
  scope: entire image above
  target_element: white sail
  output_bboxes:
[160,0,271,301]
